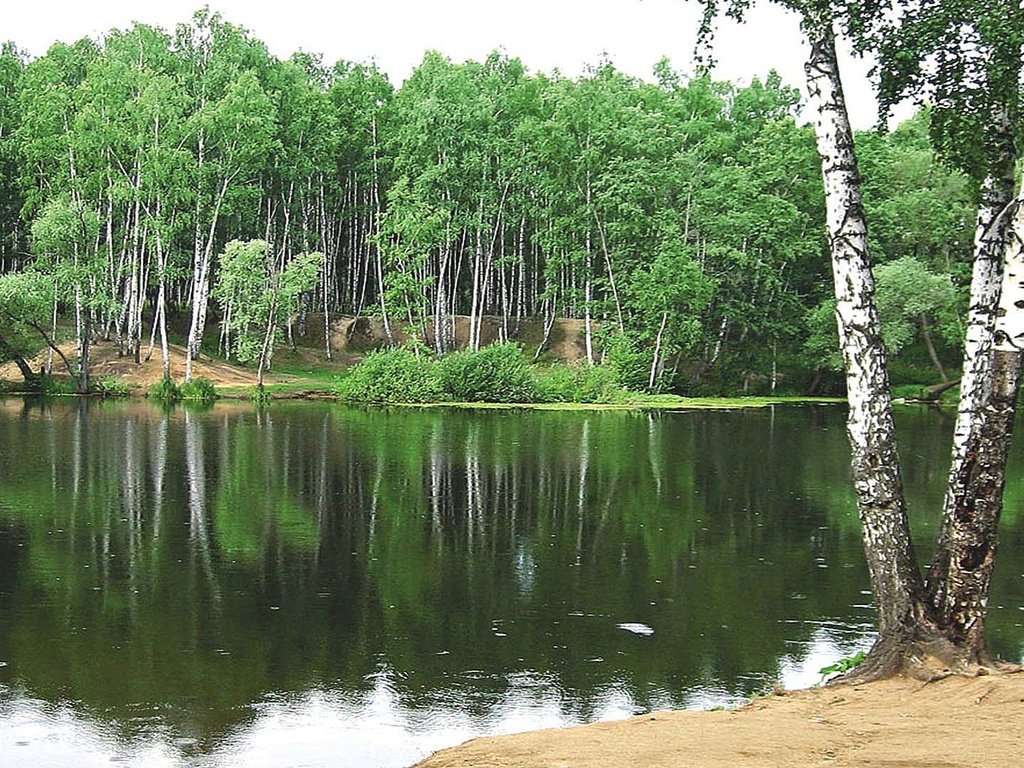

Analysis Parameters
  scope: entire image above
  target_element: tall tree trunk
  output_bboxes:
[926,133,1019,658]
[649,310,668,391]
[804,25,924,665]
[46,289,57,375]
[369,115,393,346]
[927,171,1024,656]
[158,204,170,378]
[185,176,229,382]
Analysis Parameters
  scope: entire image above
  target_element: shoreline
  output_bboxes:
[411,672,1024,768]
[0,388,847,410]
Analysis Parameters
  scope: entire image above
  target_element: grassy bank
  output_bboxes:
[0,338,915,410]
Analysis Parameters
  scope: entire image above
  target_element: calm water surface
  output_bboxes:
[0,399,1022,768]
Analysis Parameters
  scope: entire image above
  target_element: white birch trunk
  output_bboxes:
[930,180,1024,651]
[804,25,922,644]
[649,310,668,391]
[924,102,1023,653]
[995,193,1024,354]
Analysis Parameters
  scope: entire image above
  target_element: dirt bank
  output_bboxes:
[0,340,324,390]
[415,672,1024,768]
[0,314,594,391]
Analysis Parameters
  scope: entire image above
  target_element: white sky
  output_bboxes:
[5,0,907,129]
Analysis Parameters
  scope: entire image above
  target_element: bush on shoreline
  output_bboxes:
[335,346,445,404]
[334,342,632,405]
[181,377,218,403]
[437,343,538,402]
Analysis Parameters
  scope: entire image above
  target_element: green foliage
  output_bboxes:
[534,363,625,404]
[335,342,644,405]
[92,375,131,397]
[214,239,322,383]
[334,346,443,404]
[251,386,271,407]
[805,257,960,380]
[818,651,867,682]
[874,257,961,353]
[601,335,651,392]
[436,343,537,402]
[857,114,974,273]
[804,300,843,372]
[32,374,76,395]
[180,377,217,402]
[887,356,945,387]
[861,2,1023,181]
[0,271,65,378]
[148,377,182,403]
[0,10,985,396]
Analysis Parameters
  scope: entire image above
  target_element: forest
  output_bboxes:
[2,3,1024,764]
[0,9,976,396]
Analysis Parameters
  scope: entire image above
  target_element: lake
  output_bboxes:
[0,399,1022,768]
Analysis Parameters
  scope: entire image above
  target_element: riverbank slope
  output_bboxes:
[0,338,845,407]
[414,672,1024,768]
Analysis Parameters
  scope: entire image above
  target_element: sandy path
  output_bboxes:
[415,672,1024,768]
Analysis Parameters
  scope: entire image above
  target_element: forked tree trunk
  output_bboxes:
[805,17,1024,679]
[804,26,926,665]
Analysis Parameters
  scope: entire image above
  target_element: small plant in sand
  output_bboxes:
[819,651,868,683]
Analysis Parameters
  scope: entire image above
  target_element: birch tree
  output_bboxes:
[176,12,278,381]
[29,198,107,393]
[695,0,1022,677]
[213,239,321,391]
[862,0,1024,662]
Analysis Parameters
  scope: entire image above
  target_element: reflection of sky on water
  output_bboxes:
[1,619,877,768]
[777,624,875,690]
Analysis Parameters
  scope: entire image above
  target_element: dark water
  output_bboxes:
[0,399,1022,768]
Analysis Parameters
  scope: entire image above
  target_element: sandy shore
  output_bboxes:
[414,672,1024,768]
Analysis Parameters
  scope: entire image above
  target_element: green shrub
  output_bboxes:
[251,385,271,407]
[535,363,624,403]
[148,377,182,402]
[33,374,76,395]
[93,375,132,397]
[436,342,537,402]
[887,355,944,387]
[602,335,651,391]
[335,346,444,404]
[180,377,217,402]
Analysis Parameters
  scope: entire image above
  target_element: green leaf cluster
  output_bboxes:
[334,346,445,404]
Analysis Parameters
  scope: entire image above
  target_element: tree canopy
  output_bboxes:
[0,10,977,396]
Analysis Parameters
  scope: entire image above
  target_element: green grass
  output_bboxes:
[322,394,844,410]
[268,359,346,382]
[216,380,338,397]
[206,382,844,410]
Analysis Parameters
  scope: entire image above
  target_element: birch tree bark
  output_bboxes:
[803,21,925,660]
[928,176,1024,653]
[925,133,1017,639]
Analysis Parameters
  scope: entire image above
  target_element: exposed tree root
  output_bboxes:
[830,624,1023,686]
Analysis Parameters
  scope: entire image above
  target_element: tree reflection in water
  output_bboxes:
[0,399,1021,767]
